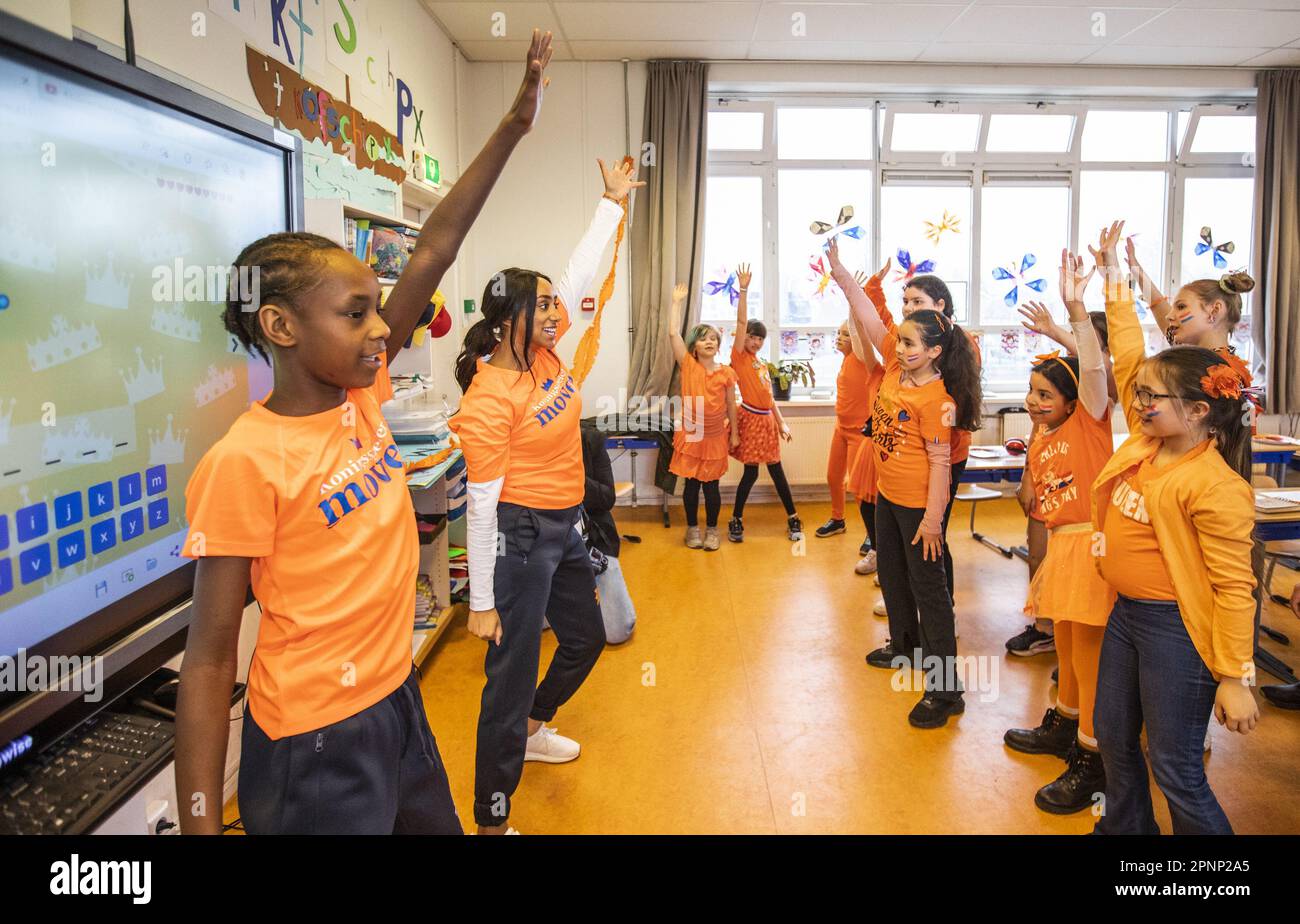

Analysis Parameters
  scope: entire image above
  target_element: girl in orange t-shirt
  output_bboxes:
[667,282,739,551]
[1089,220,1258,835]
[1003,249,1117,815]
[836,271,886,574]
[828,240,984,730]
[726,264,803,544]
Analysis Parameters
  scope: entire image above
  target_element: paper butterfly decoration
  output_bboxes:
[992,254,1047,307]
[894,249,935,283]
[1000,329,1020,356]
[808,256,833,297]
[810,205,864,244]
[1195,226,1235,269]
[705,271,740,307]
[923,210,961,245]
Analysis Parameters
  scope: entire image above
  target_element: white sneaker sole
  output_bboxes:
[524,747,581,764]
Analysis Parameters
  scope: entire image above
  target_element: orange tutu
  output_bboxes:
[845,433,879,503]
[731,406,781,465]
[670,426,732,482]
[1024,525,1116,627]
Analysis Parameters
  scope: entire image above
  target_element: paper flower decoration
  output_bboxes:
[923,210,961,244]
[993,254,1047,307]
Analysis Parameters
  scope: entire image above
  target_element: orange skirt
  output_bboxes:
[731,406,780,465]
[670,425,732,482]
[845,433,879,503]
[1024,525,1116,627]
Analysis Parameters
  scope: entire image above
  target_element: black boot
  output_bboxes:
[1035,743,1106,815]
[1004,708,1078,759]
[866,640,913,670]
[728,517,744,543]
[1261,682,1300,710]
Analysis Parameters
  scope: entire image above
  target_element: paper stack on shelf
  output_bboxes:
[414,573,438,628]
[449,546,468,603]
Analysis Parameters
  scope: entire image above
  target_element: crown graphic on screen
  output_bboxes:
[28,315,103,371]
[42,417,115,465]
[0,398,15,445]
[138,228,191,264]
[0,218,56,273]
[84,253,133,310]
[194,364,236,407]
[148,413,187,466]
[120,347,165,404]
[151,303,202,342]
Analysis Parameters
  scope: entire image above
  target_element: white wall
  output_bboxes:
[453,58,646,412]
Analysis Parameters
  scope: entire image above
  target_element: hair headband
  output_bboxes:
[1033,350,1079,389]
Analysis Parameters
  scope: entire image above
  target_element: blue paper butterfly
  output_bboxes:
[894,249,935,283]
[993,254,1047,307]
[705,272,740,307]
[1195,226,1234,269]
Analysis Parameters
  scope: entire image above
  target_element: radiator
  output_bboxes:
[719,413,838,487]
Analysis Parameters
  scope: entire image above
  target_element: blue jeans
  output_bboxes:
[1093,595,1232,835]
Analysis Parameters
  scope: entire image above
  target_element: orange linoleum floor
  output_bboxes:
[228,497,1300,834]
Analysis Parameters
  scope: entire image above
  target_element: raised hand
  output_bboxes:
[736,263,753,290]
[1125,236,1157,301]
[671,282,689,305]
[868,257,892,286]
[853,270,869,290]
[1059,248,1095,307]
[1087,220,1125,273]
[598,157,645,202]
[1018,300,1060,337]
[505,30,554,134]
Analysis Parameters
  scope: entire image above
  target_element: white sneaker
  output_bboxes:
[855,550,878,575]
[684,526,702,549]
[872,598,887,617]
[524,724,581,763]
[506,827,521,835]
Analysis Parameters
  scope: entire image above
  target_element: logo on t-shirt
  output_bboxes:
[317,425,405,527]
[1035,440,1079,515]
[1110,478,1150,524]
[532,373,578,428]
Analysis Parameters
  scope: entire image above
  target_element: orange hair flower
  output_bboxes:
[1217,350,1252,387]
[1201,363,1243,400]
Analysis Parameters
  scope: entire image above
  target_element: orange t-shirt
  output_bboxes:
[836,353,873,430]
[1027,408,1114,530]
[448,345,583,510]
[1098,457,1177,600]
[183,361,416,740]
[679,352,737,438]
[869,330,954,508]
[731,343,774,410]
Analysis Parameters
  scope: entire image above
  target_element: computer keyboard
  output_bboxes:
[0,711,174,835]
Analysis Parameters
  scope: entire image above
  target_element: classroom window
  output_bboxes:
[708,111,764,151]
[878,181,973,324]
[984,114,1075,153]
[891,112,981,152]
[776,168,871,329]
[1080,110,1168,162]
[777,108,872,160]
[978,181,1070,328]
[1189,115,1255,155]
[1077,171,1168,317]
[1179,176,1254,305]
[700,174,764,324]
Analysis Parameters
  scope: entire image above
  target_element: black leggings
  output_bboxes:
[683,478,721,528]
[859,500,878,552]
[732,462,796,518]
[941,459,968,603]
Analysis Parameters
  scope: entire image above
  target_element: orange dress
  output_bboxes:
[1024,407,1117,626]
[729,344,781,465]
[845,363,886,503]
[670,352,737,482]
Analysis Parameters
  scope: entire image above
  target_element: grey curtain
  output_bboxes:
[1253,69,1300,415]
[627,61,708,404]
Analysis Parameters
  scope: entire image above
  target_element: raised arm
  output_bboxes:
[552,159,644,341]
[385,31,554,363]
[826,238,890,354]
[1089,221,1144,432]
[731,263,753,360]
[1125,236,1170,334]
[667,283,689,364]
[1059,249,1107,421]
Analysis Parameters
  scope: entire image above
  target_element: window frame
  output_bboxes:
[704,96,1256,399]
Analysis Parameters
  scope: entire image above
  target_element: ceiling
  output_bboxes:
[419,0,1300,67]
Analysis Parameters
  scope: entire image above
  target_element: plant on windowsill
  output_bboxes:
[766,360,815,402]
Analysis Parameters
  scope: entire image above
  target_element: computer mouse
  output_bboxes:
[152,678,181,710]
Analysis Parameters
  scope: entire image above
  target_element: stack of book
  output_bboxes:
[414,573,437,627]
[344,217,418,279]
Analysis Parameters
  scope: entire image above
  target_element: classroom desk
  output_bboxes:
[962,451,1026,485]
[604,436,671,526]
[1110,433,1298,484]
[1254,494,1300,684]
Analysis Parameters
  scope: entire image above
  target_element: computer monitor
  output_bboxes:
[0,11,302,741]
